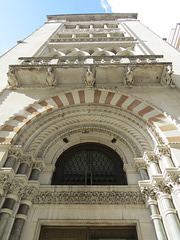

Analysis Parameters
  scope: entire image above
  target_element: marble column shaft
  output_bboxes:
[17,162,29,175]
[4,156,17,170]
[139,168,149,180]
[9,203,30,240]
[29,168,40,181]
[148,201,168,240]
[0,198,15,238]
[159,194,180,239]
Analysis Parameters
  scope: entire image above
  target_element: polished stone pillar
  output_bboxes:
[29,163,43,181]
[0,195,17,239]
[17,162,29,175]
[158,193,180,239]
[29,168,40,180]
[147,199,168,240]
[139,168,149,180]
[4,156,17,171]
[9,200,31,240]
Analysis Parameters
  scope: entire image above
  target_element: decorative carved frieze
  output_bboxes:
[33,190,144,205]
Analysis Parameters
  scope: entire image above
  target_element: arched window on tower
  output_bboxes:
[51,143,127,185]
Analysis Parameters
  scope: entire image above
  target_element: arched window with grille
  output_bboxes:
[51,143,127,185]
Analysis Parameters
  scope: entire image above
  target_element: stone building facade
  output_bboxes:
[0,13,180,240]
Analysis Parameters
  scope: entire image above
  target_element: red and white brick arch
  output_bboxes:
[0,88,180,144]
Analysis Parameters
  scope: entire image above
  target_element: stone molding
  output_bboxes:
[33,219,143,240]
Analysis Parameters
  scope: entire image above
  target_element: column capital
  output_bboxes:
[134,158,146,171]
[155,145,171,157]
[19,155,33,167]
[143,152,159,163]
[19,183,39,201]
[32,162,44,171]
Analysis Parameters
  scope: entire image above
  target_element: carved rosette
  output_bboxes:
[32,191,144,205]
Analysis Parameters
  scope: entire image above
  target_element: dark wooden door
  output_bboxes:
[39,226,138,240]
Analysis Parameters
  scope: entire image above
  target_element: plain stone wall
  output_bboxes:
[21,204,156,240]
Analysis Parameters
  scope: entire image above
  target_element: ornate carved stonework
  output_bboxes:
[0,173,13,192]
[19,155,33,167]
[33,190,144,205]
[134,158,146,171]
[8,147,22,158]
[144,152,159,163]
[6,179,26,195]
[155,145,171,157]
[19,185,39,201]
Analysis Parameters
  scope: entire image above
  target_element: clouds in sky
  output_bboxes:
[101,0,180,39]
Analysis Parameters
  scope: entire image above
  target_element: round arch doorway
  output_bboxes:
[51,143,127,185]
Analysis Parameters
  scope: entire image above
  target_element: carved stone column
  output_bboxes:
[8,184,38,240]
[17,156,33,176]
[148,199,168,240]
[156,146,174,172]
[165,170,180,218]
[140,185,168,240]
[0,194,18,239]
[4,156,17,171]
[134,158,149,180]
[29,162,43,181]
[8,200,31,240]
[144,152,161,175]
[153,179,180,239]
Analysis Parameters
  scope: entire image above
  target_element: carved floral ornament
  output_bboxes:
[32,190,144,205]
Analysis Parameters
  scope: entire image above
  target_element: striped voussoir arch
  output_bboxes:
[0,89,180,144]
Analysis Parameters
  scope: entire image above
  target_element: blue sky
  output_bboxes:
[0,0,180,56]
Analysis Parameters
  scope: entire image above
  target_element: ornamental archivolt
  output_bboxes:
[37,124,142,159]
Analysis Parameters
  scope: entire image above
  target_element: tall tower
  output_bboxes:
[0,13,180,240]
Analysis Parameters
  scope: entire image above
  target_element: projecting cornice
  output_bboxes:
[47,13,138,22]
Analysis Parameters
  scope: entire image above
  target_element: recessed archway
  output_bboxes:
[51,142,127,186]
